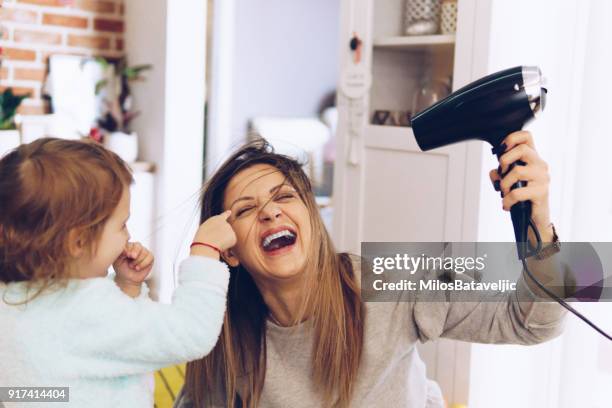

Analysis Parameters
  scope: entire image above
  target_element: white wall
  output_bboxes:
[570,0,612,242]
[469,0,612,407]
[206,0,235,177]
[125,0,207,302]
[206,0,340,172]
[475,0,588,243]
[557,1,612,406]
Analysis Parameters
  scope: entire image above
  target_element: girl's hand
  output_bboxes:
[113,242,154,286]
[489,131,552,236]
[191,210,237,259]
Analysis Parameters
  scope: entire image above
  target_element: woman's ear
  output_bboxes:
[221,248,240,267]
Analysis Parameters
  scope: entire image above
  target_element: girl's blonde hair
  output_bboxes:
[0,137,133,298]
[185,139,364,407]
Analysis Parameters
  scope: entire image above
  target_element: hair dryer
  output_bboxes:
[411,66,547,260]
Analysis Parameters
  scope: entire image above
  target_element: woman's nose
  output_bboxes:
[258,202,282,222]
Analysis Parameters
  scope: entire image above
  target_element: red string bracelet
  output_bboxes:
[190,242,221,254]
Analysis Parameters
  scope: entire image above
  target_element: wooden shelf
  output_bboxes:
[373,34,456,50]
[130,161,156,173]
[364,124,456,154]
[364,124,418,152]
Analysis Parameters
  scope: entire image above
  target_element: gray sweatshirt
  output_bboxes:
[175,265,566,408]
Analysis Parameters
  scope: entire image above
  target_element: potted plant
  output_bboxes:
[93,57,152,162]
[0,88,29,157]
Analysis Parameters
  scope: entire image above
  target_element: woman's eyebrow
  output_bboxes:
[229,183,293,209]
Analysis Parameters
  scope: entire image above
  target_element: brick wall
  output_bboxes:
[0,0,125,115]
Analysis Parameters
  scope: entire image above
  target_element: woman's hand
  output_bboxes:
[489,131,553,240]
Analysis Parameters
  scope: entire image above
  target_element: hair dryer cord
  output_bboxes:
[521,221,612,341]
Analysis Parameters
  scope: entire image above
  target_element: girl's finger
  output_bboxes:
[133,254,154,271]
[134,247,147,261]
[139,253,154,269]
[134,251,152,268]
[123,242,135,255]
[129,243,143,259]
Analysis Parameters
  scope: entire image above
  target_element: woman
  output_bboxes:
[176,132,565,408]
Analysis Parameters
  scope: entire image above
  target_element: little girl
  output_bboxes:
[0,138,235,407]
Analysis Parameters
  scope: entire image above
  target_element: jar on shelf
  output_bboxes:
[440,0,458,35]
[412,76,451,115]
[404,0,441,36]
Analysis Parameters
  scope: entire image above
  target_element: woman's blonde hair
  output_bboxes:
[185,139,364,407]
[0,137,133,299]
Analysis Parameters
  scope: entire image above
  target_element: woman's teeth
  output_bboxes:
[262,229,296,249]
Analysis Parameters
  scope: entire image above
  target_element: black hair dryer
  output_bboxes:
[411,66,548,260]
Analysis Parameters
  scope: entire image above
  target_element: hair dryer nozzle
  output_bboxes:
[522,66,546,118]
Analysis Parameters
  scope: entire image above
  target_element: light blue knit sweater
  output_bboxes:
[0,256,229,408]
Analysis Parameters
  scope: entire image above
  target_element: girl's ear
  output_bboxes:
[67,228,86,258]
[221,248,240,267]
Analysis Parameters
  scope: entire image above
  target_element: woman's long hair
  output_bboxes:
[184,139,364,407]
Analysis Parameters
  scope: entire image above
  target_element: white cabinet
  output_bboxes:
[332,0,484,252]
[332,0,590,406]
[333,0,481,403]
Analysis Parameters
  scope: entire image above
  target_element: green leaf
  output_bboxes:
[123,64,153,80]
[95,56,111,70]
[0,88,30,128]
[95,79,109,95]
[0,118,16,130]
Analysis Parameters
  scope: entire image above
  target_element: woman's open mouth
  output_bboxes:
[261,227,297,255]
